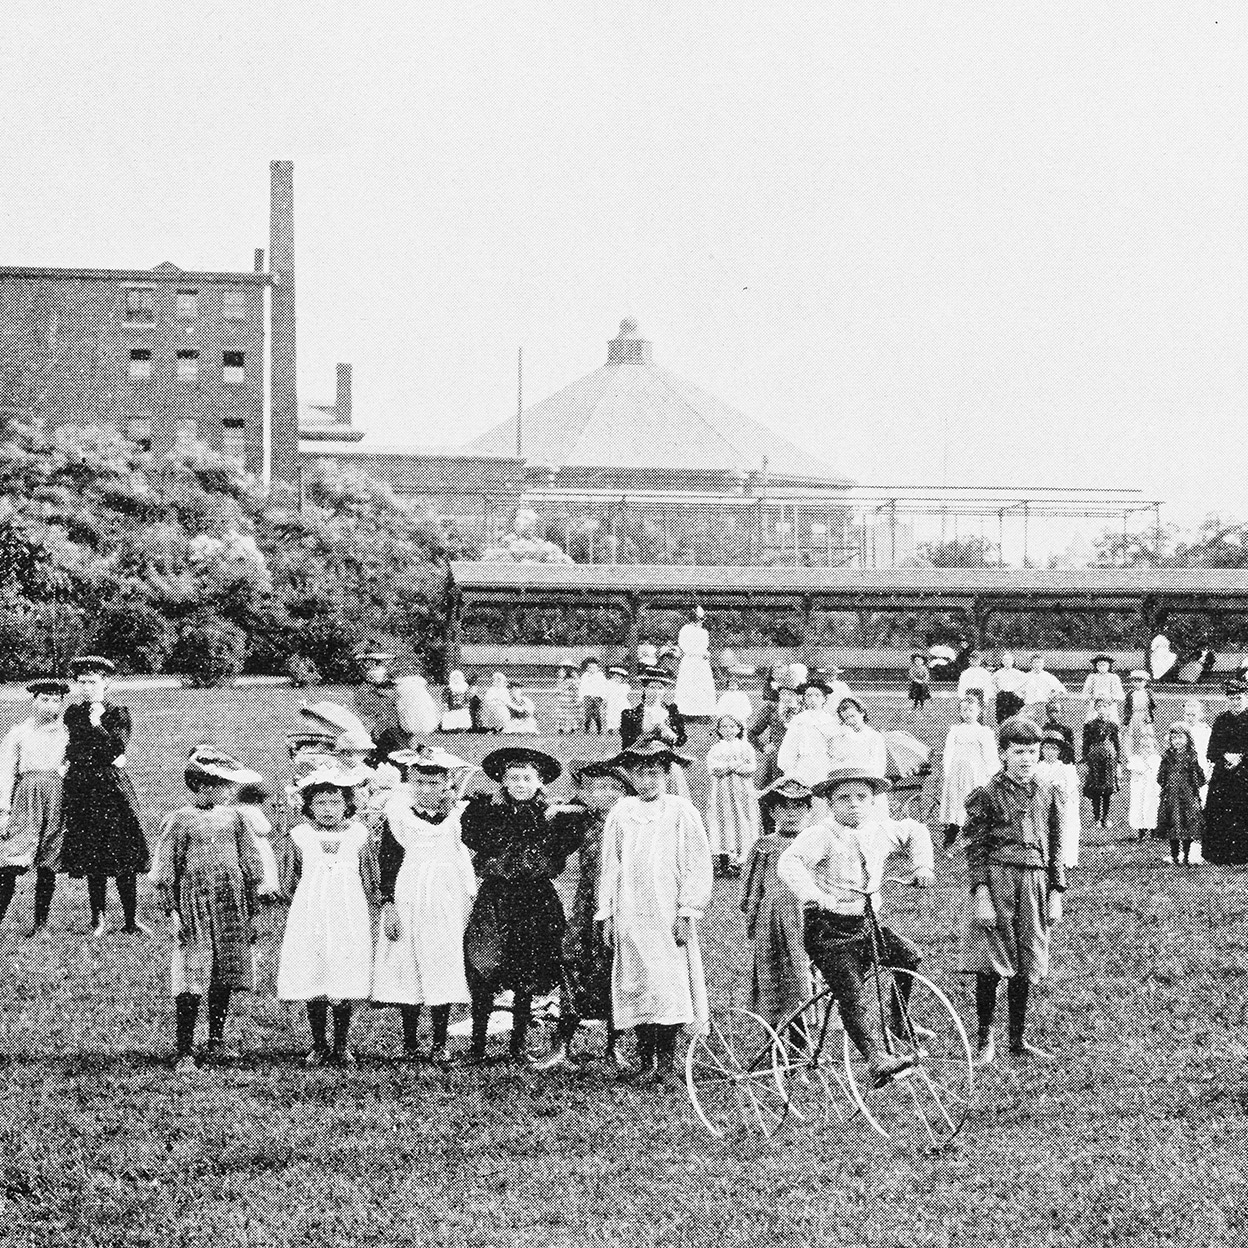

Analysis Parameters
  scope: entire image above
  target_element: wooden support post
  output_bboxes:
[625,593,642,679]
[445,585,464,678]
[799,594,815,665]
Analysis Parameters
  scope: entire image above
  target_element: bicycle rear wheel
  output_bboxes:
[841,968,975,1153]
[686,1008,791,1139]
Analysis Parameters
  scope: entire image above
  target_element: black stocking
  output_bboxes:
[176,993,200,1056]
[207,982,231,1043]
[307,1001,329,1051]
[33,869,56,928]
[401,1004,423,1050]
[975,972,999,1043]
[0,868,18,925]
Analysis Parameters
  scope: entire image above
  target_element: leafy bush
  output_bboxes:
[169,617,247,687]
[89,601,176,675]
[285,654,321,688]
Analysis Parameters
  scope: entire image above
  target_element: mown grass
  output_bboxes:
[1,685,1246,1246]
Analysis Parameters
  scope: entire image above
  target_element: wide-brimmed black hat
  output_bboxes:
[613,740,693,769]
[68,655,115,678]
[481,747,561,785]
[757,776,814,808]
[26,678,70,696]
[812,767,892,798]
[1090,654,1115,669]
[1041,729,1069,748]
[569,758,637,793]
[798,678,833,697]
[1225,679,1248,697]
[637,667,674,687]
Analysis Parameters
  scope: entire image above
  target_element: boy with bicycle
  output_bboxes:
[777,767,934,1086]
[962,716,1066,1065]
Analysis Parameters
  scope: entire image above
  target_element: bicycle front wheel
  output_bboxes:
[841,968,975,1153]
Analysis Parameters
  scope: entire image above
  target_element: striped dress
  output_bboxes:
[705,738,760,865]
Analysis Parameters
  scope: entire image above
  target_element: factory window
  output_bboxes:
[176,349,199,382]
[128,348,152,380]
[175,290,198,320]
[221,289,247,320]
[222,351,245,385]
[123,287,156,324]
[221,432,248,466]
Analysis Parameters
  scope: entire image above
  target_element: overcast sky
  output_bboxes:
[3,2,1244,534]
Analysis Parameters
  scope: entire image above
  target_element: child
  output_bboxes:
[963,717,1065,1065]
[579,659,610,735]
[740,777,815,1036]
[620,669,687,752]
[500,683,539,735]
[939,693,998,851]
[553,664,580,735]
[60,655,151,936]
[828,696,891,822]
[373,747,477,1066]
[1125,723,1161,843]
[1036,729,1081,870]
[1181,698,1213,798]
[715,673,754,728]
[993,653,1027,724]
[1081,655,1124,723]
[1021,655,1065,723]
[440,671,473,733]
[1124,671,1157,731]
[775,679,840,789]
[1081,698,1121,830]
[957,651,995,709]
[1157,724,1206,866]
[460,747,582,1065]
[603,667,633,735]
[597,740,712,1087]
[1041,698,1076,762]
[537,759,634,1071]
[907,655,931,712]
[152,748,265,1071]
[0,678,69,931]
[705,714,760,877]
[777,767,934,1085]
[276,770,378,1065]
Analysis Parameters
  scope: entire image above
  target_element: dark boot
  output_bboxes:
[205,983,236,1058]
[401,1004,423,1060]
[32,869,56,931]
[331,1003,355,1064]
[175,993,200,1069]
[509,992,532,1065]
[306,1001,330,1064]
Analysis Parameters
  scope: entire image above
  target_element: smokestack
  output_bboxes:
[335,363,352,426]
[269,160,298,485]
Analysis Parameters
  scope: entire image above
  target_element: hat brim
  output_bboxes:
[570,760,637,794]
[68,656,115,677]
[1090,655,1114,668]
[811,770,892,797]
[481,747,562,785]
[26,680,69,696]
[614,743,693,769]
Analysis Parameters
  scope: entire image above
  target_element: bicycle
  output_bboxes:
[685,875,974,1153]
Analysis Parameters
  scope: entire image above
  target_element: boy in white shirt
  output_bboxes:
[778,767,935,1086]
[957,651,995,707]
[1021,655,1065,721]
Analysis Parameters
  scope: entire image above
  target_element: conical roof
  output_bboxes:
[462,320,850,485]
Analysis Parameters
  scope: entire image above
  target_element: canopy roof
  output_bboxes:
[462,320,850,486]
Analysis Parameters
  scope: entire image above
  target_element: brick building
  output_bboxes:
[0,258,269,474]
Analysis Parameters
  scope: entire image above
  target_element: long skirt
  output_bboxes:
[707,773,761,864]
[61,765,149,877]
[1156,786,1203,844]
[0,772,64,871]
[1203,765,1248,864]
[1083,743,1119,797]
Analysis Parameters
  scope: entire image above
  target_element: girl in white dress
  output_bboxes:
[1126,723,1162,842]
[1181,698,1213,798]
[373,748,477,1066]
[704,714,760,876]
[597,742,712,1085]
[1036,729,1082,869]
[674,608,718,719]
[277,771,378,1065]
[829,695,890,820]
[939,693,999,850]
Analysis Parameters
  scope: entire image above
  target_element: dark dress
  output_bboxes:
[460,794,582,995]
[560,805,613,1024]
[1156,749,1206,844]
[1043,719,1076,764]
[61,703,149,877]
[1204,710,1248,865]
[1081,719,1121,796]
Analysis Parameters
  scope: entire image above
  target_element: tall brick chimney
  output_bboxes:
[336,363,352,426]
[269,160,298,485]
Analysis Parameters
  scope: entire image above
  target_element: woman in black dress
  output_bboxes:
[1203,681,1248,865]
[60,656,151,935]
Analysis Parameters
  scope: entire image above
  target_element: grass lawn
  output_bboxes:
[1,685,1247,1246]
